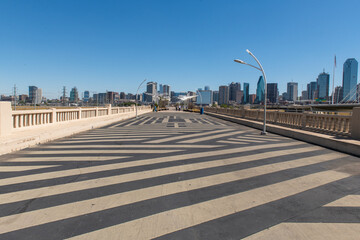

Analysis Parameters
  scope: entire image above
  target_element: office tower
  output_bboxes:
[255,76,265,104]
[218,85,229,105]
[229,82,241,102]
[287,82,298,101]
[235,90,243,104]
[243,83,249,104]
[69,87,79,103]
[98,93,106,104]
[163,84,170,96]
[334,86,343,104]
[204,86,210,91]
[307,82,317,100]
[196,89,213,105]
[146,81,157,102]
[342,58,358,102]
[35,88,42,104]
[212,91,219,103]
[317,71,330,99]
[249,94,256,104]
[267,83,278,103]
[159,84,163,94]
[83,91,90,102]
[301,91,308,100]
[28,86,38,102]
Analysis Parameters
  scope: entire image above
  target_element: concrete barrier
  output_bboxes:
[0,103,152,155]
[351,107,360,140]
[206,111,360,157]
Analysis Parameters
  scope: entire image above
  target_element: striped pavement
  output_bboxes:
[0,111,359,239]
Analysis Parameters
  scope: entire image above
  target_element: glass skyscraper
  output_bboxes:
[267,83,278,103]
[243,83,249,104]
[255,76,265,104]
[307,82,317,100]
[342,58,358,102]
[317,71,330,99]
[287,82,298,101]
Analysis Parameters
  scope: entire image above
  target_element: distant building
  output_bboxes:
[28,86,38,103]
[301,90,308,100]
[218,85,229,105]
[70,87,79,103]
[235,90,243,104]
[267,83,278,104]
[342,58,358,102]
[307,82,317,100]
[334,86,343,104]
[83,91,90,102]
[163,84,170,96]
[120,92,126,99]
[317,71,330,99]
[229,82,241,102]
[204,86,210,91]
[287,82,298,101]
[255,76,265,104]
[98,93,106,104]
[243,83,250,104]
[196,89,212,105]
[212,91,219,104]
[249,94,256,104]
[146,82,157,102]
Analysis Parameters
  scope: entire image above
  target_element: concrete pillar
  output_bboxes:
[78,108,82,119]
[51,108,57,123]
[0,102,12,136]
[105,104,111,115]
[351,107,360,140]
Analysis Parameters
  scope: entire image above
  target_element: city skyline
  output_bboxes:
[1,0,360,98]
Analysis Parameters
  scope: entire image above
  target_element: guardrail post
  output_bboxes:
[95,107,98,117]
[51,108,57,123]
[78,108,82,119]
[301,113,308,129]
[351,107,360,140]
[106,104,111,115]
[0,102,12,136]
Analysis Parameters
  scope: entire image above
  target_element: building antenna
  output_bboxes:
[332,55,336,104]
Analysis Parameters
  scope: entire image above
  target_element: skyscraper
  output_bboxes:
[229,82,241,102]
[267,83,278,103]
[146,82,157,102]
[307,82,317,100]
[196,89,213,105]
[243,83,249,104]
[255,76,265,104]
[287,82,298,101]
[83,91,90,102]
[317,71,330,99]
[70,87,79,103]
[218,85,229,105]
[212,91,219,103]
[28,86,38,102]
[342,58,358,102]
[163,84,170,96]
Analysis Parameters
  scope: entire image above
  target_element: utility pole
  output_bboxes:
[13,84,17,110]
[62,86,66,106]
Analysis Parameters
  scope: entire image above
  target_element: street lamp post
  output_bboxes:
[136,79,146,118]
[234,49,267,135]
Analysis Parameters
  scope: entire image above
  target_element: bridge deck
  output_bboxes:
[0,111,359,239]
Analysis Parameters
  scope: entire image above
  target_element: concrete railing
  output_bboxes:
[0,102,151,136]
[205,107,358,138]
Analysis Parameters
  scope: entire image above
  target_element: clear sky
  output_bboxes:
[1,0,359,99]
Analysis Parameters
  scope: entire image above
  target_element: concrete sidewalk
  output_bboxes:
[0,109,151,156]
[205,111,360,157]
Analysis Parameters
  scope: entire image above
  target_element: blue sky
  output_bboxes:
[1,0,359,98]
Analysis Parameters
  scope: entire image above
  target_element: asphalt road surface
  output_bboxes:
[0,111,359,239]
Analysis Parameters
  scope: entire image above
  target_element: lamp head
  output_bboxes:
[234,59,246,64]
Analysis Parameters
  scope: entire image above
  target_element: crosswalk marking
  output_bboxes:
[325,195,360,207]
[0,145,323,205]
[146,129,233,144]
[244,223,360,240]
[69,170,350,240]
[179,130,248,143]
[0,153,343,235]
